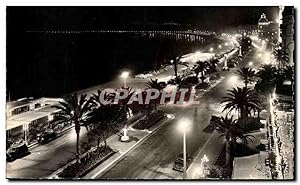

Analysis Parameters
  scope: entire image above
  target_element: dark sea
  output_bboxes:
[7,32,212,100]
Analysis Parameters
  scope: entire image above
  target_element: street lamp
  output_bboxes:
[228,75,239,84]
[195,51,201,56]
[238,45,242,56]
[120,71,130,88]
[209,47,214,52]
[178,118,192,179]
[201,154,209,163]
[201,155,210,178]
[120,71,130,142]
[218,44,222,49]
[258,53,262,58]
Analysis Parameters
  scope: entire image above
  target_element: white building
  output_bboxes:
[6,97,62,145]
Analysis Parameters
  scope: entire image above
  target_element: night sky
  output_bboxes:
[7,7,279,30]
[6,7,279,100]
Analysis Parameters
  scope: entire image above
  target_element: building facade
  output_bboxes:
[280,6,295,66]
[258,13,280,47]
[6,97,63,146]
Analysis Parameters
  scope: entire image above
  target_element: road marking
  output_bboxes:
[196,131,217,158]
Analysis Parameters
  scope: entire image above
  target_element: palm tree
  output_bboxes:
[91,88,141,143]
[222,87,261,119]
[52,93,92,159]
[193,61,209,83]
[238,36,252,54]
[117,87,135,114]
[257,64,277,82]
[146,78,166,92]
[146,79,166,110]
[273,48,289,69]
[237,67,256,88]
[211,115,254,176]
[207,58,219,74]
[170,76,193,90]
[91,89,115,107]
[170,55,188,80]
[86,103,127,151]
[255,64,278,94]
[168,75,184,86]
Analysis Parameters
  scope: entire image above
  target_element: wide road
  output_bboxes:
[97,48,261,179]
[6,35,239,179]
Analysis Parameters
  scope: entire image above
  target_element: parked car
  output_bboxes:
[37,130,57,144]
[6,139,29,162]
[173,153,193,172]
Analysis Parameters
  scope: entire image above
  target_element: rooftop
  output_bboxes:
[6,97,34,110]
[6,105,60,130]
[258,13,269,24]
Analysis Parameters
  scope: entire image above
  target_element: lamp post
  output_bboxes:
[224,54,228,68]
[248,61,253,66]
[178,118,192,179]
[120,71,130,142]
[238,45,242,56]
[120,71,130,88]
[183,130,187,179]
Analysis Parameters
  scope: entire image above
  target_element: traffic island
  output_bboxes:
[133,110,166,130]
[118,135,138,143]
[55,146,117,179]
[82,115,173,179]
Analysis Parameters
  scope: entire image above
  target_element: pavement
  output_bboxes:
[6,35,250,179]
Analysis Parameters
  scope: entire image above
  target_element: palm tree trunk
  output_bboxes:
[97,138,100,151]
[225,140,231,167]
[240,108,247,119]
[174,60,178,79]
[75,122,81,160]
